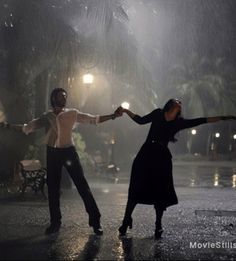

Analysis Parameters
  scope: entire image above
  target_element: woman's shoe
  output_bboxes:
[154,228,163,240]
[89,217,103,235]
[118,217,133,236]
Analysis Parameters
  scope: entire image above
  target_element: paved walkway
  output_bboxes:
[0,182,235,260]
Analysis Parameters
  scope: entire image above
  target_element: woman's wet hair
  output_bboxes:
[50,88,67,108]
[163,99,180,112]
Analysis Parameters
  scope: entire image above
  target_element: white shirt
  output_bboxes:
[22,108,100,148]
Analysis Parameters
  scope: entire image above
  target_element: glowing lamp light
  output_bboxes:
[214,173,219,187]
[191,129,197,135]
[232,175,236,188]
[83,73,94,84]
[121,102,130,110]
[233,134,236,140]
[215,132,220,138]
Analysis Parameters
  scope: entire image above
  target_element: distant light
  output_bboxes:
[215,132,220,138]
[214,173,219,187]
[121,102,130,110]
[191,129,197,135]
[83,73,94,84]
[190,178,195,187]
[233,134,236,140]
[232,175,236,188]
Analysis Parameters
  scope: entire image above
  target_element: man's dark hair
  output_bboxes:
[50,88,67,108]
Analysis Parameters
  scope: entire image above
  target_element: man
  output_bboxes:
[2,88,122,235]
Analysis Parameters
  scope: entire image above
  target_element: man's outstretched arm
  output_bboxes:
[0,122,24,131]
[0,117,46,134]
[76,110,122,124]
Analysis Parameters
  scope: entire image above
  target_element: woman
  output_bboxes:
[117,99,236,239]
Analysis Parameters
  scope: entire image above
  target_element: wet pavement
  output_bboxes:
[0,165,236,260]
[173,164,236,188]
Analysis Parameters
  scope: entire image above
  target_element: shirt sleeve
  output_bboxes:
[177,117,207,131]
[22,113,48,135]
[132,109,161,125]
[76,110,100,125]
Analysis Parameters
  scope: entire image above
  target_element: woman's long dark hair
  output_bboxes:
[162,99,182,142]
[50,88,67,108]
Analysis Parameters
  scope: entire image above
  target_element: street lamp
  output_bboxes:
[83,73,94,85]
[107,135,120,182]
[233,134,236,140]
[215,132,220,138]
[187,129,197,154]
[108,102,130,178]
[81,73,94,109]
[121,101,130,110]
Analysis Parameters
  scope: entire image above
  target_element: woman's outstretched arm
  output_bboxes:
[178,115,236,130]
[118,107,159,125]
[207,115,236,123]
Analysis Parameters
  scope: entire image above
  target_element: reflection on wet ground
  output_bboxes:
[173,165,236,188]
[0,182,235,260]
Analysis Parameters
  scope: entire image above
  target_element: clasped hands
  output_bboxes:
[113,106,125,119]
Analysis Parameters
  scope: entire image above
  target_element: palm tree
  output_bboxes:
[163,53,236,156]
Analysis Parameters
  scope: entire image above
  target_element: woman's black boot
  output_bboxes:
[89,217,103,235]
[118,217,133,236]
[154,227,163,240]
[154,207,164,240]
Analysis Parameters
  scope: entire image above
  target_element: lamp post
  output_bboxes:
[107,101,130,181]
[82,73,94,109]
[210,132,220,160]
[187,129,197,155]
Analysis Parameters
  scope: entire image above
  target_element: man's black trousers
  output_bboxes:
[46,146,101,225]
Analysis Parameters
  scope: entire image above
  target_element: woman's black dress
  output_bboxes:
[128,108,207,209]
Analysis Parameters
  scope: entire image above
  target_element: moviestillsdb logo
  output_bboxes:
[190,241,236,249]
